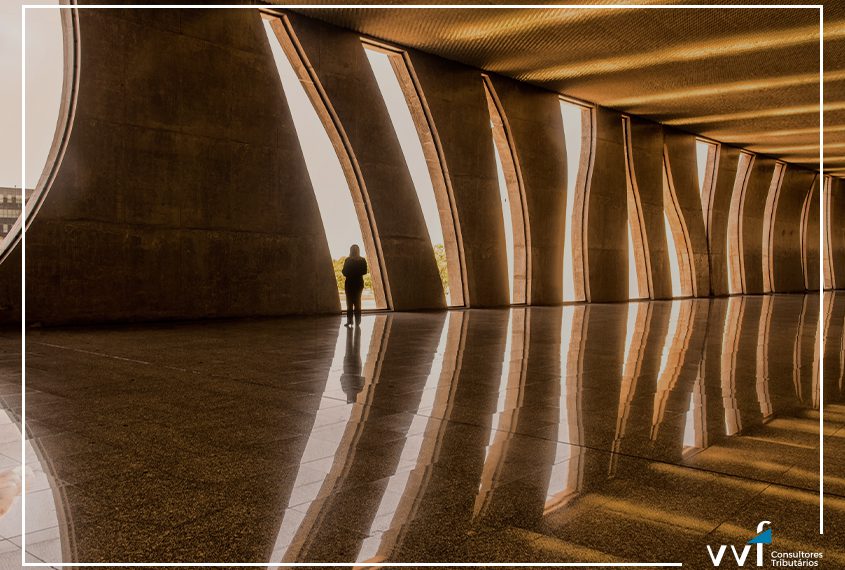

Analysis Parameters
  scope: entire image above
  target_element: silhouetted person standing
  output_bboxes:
[342,244,367,327]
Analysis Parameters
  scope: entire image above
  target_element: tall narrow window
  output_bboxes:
[364,46,456,305]
[3,6,64,244]
[627,224,642,299]
[263,19,377,309]
[492,144,515,304]
[560,101,585,302]
[484,79,528,305]
[695,141,715,201]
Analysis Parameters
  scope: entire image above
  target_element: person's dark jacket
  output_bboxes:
[342,257,368,291]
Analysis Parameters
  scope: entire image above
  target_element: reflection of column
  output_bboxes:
[682,375,707,455]
[717,296,777,434]
[755,295,774,419]
[360,310,507,561]
[545,306,585,512]
[286,313,451,562]
[575,304,627,489]
[793,294,819,404]
[274,316,389,562]
[610,301,669,470]
[764,295,806,411]
[356,312,466,564]
[651,300,708,452]
[474,308,530,519]
[474,307,563,527]
[720,296,745,435]
[700,298,730,444]
[823,292,845,402]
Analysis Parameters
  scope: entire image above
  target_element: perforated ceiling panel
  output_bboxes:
[262,1,843,176]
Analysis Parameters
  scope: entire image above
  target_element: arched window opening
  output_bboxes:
[2,5,65,250]
[695,141,715,201]
[560,100,588,303]
[263,17,385,310]
[627,224,643,299]
[363,45,458,305]
[492,144,515,304]
[484,79,529,305]
[695,139,717,230]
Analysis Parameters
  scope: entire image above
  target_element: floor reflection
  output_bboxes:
[4,293,844,564]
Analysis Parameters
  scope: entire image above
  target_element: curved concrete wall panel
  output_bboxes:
[14,9,339,324]
[404,51,510,308]
[624,117,671,300]
[767,167,816,293]
[486,75,567,306]
[583,107,629,302]
[705,146,741,297]
[663,129,710,298]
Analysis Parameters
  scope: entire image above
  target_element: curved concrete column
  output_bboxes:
[404,51,510,307]
[278,14,446,310]
[825,177,845,289]
[623,118,671,299]
[802,178,821,290]
[663,129,711,297]
[764,166,817,293]
[5,9,340,325]
[582,107,629,302]
[737,157,779,294]
[485,76,568,306]
[705,146,741,297]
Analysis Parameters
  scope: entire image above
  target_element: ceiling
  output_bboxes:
[262,0,844,177]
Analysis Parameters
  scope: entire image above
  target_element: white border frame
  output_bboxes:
[20,3,826,567]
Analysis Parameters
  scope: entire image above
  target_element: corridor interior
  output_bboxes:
[0,292,841,565]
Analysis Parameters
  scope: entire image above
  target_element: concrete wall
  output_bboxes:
[487,75,568,306]
[405,50,510,307]
[583,107,629,302]
[280,14,446,311]
[706,146,741,297]
[663,129,710,297]
[13,9,339,325]
[625,118,671,299]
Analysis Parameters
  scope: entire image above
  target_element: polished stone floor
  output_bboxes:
[0,293,842,566]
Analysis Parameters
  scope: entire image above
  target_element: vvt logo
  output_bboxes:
[707,521,772,567]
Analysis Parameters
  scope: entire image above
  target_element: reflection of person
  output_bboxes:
[340,324,364,403]
[342,244,367,327]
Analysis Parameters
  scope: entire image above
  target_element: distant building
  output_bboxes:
[0,188,32,238]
